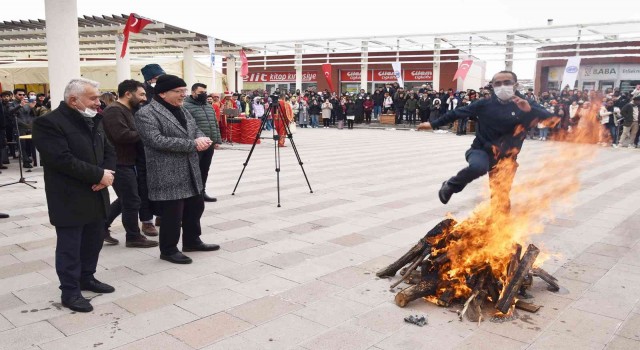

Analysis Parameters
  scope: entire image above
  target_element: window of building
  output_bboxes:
[620,80,640,93]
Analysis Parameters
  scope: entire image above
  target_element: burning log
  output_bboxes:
[390,254,430,289]
[532,267,560,292]
[495,244,540,314]
[376,219,456,278]
[395,278,439,308]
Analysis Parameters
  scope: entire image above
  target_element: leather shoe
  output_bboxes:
[438,181,454,204]
[202,192,217,202]
[80,278,115,293]
[126,235,159,248]
[0,213,9,219]
[182,242,220,252]
[23,163,33,169]
[103,229,119,245]
[0,165,7,169]
[141,223,158,236]
[160,252,193,264]
[61,295,93,313]
[155,217,161,227]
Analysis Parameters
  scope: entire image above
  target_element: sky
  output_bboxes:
[2,0,639,79]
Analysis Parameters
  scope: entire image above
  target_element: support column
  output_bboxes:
[360,40,368,92]
[505,34,514,71]
[227,57,236,92]
[45,0,80,103]
[236,66,244,92]
[295,43,303,93]
[115,34,131,83]
[183,46,196,87]
[432,38,441,92]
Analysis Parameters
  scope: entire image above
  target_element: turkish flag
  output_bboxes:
[453,60,473,81]
[120,13,153,58]
[240,49,249,77]
[322,64,334,92]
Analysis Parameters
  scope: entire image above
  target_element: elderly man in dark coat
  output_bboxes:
[135,75,220,264]
[32,78,117,313]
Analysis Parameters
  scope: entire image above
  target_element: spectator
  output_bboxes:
[141,64,165,101]
[363,95,374,124]
[7,88,35,168]
[418,93,432,123]
[308,97,321,128]
[383,92,393,114]
[32,78,117,312]
[345,96,355,129]
[298,99,310,128]
[321,99,333,128]
[404,93,418,126]
[135,75,220,264]
[619,96,640,148]
[372,89,383,120]
[394,91,406,124]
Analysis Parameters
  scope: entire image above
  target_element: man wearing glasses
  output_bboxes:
[418,71,552,208]
[135,75,220,264]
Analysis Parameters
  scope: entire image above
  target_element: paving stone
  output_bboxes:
[200,335,262,350]
[114,287,189,315]
[547,308,622,344]
[258,251,311,269]
[572,289,638,320]
[0,321,64,350]
[337,279,395,307]
[48,302,133,336]
[0,272,49,295]
[167,312,253,349]
[171,273,239,297]
[0,314,13,332]
[529,330,605,350]
[125,268,197,292]
[293,295,370,327]
[210,219,253,231]
[318,266,374,289]
[117,305,198,339]
[300,323,386,350]
[0,293,24,313]
[238,313,326,349]
[175,288,253,318]
[221,237,266,252]
[0,244,25,256]
[115,332,194,350]
[278,280,344,305]
[228,296,302,325]
[260,238,313,254]
[218,261,279,282]
[39,322,137,350]
[12,282,60,304]
[452,329,528,349]
[616,312,640,341]
[554,262,609,284]
[1,299,71,327]
[605,335,640,350]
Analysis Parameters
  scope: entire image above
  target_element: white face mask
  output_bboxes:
[150,83,156,88]
[494,86,515,101]
[80,108,98,118]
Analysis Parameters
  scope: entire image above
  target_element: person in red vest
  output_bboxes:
[274,95,293,147]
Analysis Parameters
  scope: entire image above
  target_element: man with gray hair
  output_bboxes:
[33,78,116,313]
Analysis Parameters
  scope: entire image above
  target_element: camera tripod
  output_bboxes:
[231,101,313,207]
[0,115,37,189]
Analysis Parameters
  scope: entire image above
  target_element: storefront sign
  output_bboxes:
[373,70,398,81]
[243,71,317,82]
[580,64,618,80]
[403,69,433,81]
[339,70,373,82]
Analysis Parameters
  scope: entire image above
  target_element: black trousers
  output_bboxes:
[111,166,142,240]
[364,111,372,124]
[395,109,403,124]
[347,119,354,129]
[323,118,330,127]
[159,194,204,255]
[198,146,214,190]
[457,117,469,134]
[55,220,104,300]
[446,149,517,213]
[419,109,430,123]
[106,164,154,230]
[406,110,416,125]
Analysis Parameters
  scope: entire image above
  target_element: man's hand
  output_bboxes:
[512,96,531,113]
[195,137,213,151]
[100,170,115,187]
[19,99,27,107]
[417,122,432,131]
[214,143,221,150]
[92,184,107,192]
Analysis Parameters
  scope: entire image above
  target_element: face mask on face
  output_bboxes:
[494,86,515,101]
[196,92,207,102]
[150,83,156,88]
[80,107,98,118]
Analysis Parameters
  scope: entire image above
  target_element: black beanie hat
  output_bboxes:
[141,64,165,82]
[154,75,187,94]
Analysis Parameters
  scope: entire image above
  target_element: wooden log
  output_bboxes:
[395,279,438,308]
[532,267,560,292]
[377,219,455,278]
[390,254,430,289]
[486,274,501,303]
[437,289,455,307]
[515,300,541,313]
[496,244,540,314]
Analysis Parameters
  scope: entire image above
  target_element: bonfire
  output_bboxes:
[379,101,605,322]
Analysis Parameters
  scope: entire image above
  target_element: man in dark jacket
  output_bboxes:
[418,71,552,210]
[102,80,159,248]
[32,78,117,313]
[618,95,640,148]
[183,83,222,202]
[7,88,35,168]
[141,64,165,102]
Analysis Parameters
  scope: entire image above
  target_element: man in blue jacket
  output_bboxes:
[418,71,553,208]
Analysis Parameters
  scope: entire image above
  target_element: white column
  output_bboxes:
[236,66,244,92]
[432,38,441,91]
[295,43,303,93]
[505,34,514,71]
[360,40,368,91]
[45,0,80,103]
[211,68,217,93]
[115,34,131,82]
[183,46,196,87]
[227,57,236,92]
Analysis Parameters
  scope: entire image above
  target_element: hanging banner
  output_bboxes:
[240,49,249,77]
[207,36,216,68]
[322,64,334,92]
[391,62,403,87]
[560,56,581,90]
[243,71,317,82]
[453,60,473,81]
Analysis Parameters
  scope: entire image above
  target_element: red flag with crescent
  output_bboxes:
[322,64,334,92]
[240,49,249,77]
[453,60,473,81]
[120,13,152,58]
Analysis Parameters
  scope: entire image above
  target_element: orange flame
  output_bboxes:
[434,101,604,301]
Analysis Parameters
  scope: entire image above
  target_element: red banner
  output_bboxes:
[322,64,334,92]
[243,71,317,82]
[372,70,399,81]
[403,69,433,81]
[120,13,152,58]
[453,60,473,81]
[339,70,373,82]
[240,50,249,77]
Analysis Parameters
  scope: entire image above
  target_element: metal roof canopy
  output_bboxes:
[0,14,247,59]
[238,20,640,66]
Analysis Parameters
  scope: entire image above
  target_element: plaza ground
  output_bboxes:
[0,127,639,349]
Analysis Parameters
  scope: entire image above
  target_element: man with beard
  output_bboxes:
[418,71,552,210]
[102,80,159,248]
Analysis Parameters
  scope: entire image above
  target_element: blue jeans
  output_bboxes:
[539,128,549,139]
[373,105,382,119]
[310,115,319,128]
[609,124,619,144]
[264,119,273,130]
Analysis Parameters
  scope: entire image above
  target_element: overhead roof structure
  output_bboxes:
[0,14,247,60]
[238,20,640,66]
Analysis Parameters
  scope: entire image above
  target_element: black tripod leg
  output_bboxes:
[231,114,269,195]
[274,124,281,207]
[282,120,314,194]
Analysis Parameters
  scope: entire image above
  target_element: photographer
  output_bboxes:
[7,88,35,168]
